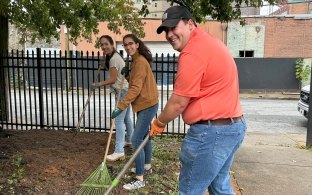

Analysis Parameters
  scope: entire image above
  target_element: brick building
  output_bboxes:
[228,15,312,58]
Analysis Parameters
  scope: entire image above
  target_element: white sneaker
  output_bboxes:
[123,179,145,190]
[106,152,125,162]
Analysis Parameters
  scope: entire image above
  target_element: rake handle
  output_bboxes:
[75,63,102,133]
[75,90,94,130]
[104,135,150,195]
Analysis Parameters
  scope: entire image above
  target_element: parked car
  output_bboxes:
[298,85,310,118]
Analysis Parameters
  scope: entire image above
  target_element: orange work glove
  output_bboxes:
[150,118,166,137]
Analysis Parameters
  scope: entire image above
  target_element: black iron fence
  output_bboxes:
[0,48,188,135]
[0,49,302,135]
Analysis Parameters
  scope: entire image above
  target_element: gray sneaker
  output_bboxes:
[130,167,152,174]
[123,179,145,190]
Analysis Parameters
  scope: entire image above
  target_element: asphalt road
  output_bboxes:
[241,99,307,133]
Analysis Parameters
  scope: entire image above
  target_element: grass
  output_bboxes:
[114,135,182,195]
[0,152,25,194]
[109,135,241,195]
[296,143,312,152]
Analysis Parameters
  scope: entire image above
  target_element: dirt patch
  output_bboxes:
[0,129,241,194]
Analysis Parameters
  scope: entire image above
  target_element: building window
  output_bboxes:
[155,2,157,7]
[239,50,254,57]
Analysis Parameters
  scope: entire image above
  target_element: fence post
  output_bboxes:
[36,48,44,129]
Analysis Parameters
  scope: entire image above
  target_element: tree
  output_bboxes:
[0,0,9,122]
[1,0,146,46]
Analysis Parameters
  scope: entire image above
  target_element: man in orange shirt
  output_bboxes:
[150,5,246,195]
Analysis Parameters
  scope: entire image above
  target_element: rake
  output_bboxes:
[73,58,105,135]
[76,75,125,195]
[104,135,150,195]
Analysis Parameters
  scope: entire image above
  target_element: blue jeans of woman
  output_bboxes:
[179,118,246,195]
[131,103,158,176]
[114,88,134,153]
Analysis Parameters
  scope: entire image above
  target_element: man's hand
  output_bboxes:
[149,118,166,137]
[111,108,123,119]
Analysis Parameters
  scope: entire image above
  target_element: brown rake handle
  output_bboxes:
[75,64,102,132]
[103,76,126,163]
[104,135,150,195]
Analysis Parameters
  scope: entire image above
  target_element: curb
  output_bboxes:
[239,93,300,100]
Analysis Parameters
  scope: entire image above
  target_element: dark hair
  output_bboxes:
[123,34,153,65]
[182,18,197,27]
[99,35,121,69]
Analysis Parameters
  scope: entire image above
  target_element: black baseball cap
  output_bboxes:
[156,6,193,34]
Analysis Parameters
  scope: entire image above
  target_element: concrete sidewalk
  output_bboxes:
[232,132,312,195]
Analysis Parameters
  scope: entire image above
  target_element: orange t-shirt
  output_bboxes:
[173,28,242,124]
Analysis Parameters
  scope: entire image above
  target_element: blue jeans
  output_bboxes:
[114,88,134,153]
[179,118,246,195]
[131,103,158,176]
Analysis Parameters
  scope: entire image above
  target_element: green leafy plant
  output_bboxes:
[295,58,311,89]
[7,153,25,194]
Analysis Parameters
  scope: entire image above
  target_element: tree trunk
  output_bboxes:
[0,14,9,122]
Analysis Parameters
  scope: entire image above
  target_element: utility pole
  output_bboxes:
[64,26,71,91]
[307,61,312,147]
[306,1,312,147]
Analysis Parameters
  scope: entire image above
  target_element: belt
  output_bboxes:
[194,116,242,126]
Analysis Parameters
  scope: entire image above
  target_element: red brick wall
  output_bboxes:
[264,18,312,57]
[244,17,312,58]
[288,3,310,14]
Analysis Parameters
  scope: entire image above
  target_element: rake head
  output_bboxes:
[76,162,112,195]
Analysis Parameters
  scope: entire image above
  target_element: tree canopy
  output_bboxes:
[1,0,145,45]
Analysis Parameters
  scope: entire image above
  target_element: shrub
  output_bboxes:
[295,58,311,89]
